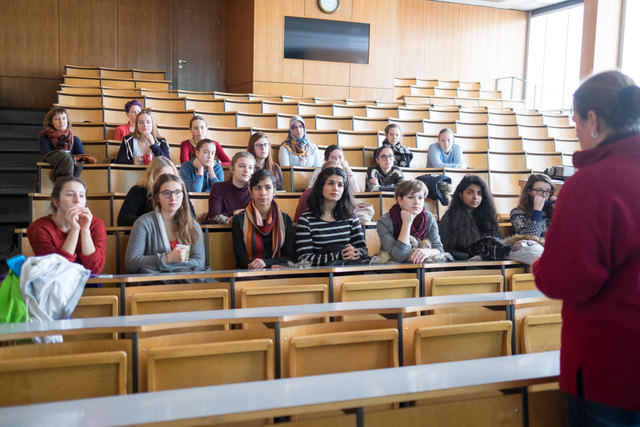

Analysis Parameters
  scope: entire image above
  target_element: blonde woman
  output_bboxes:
[116,109,170,165]
[117,157,178,226]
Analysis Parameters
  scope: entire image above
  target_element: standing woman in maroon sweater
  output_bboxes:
[206,151,255,224]
[27,177,106,274]
[533,70,640,424]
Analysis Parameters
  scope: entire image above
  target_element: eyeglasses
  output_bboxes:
[377,155,394,160]
[159,189,184,198]
[530,188,552,195]
[254,143,270,148]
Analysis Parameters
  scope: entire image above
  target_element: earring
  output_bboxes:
[591,131,599,138]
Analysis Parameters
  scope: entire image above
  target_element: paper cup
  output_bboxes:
[176,244,190,261]
[143,153,154,165]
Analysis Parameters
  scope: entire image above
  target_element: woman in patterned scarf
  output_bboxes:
[231,168,294,269]
[278,115,323,167]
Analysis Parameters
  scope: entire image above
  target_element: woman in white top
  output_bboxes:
[278,115,323,167]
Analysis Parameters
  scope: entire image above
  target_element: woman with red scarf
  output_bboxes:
[376,179,443,263]
[39,106,89,179]
[231,169,294,269]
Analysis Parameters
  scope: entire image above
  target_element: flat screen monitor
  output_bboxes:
[284,16,370,64]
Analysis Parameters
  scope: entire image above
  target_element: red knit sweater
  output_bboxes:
[533,133,640,411]
[27,215,107,274]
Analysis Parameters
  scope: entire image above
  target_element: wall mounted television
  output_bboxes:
[284,16,370,64]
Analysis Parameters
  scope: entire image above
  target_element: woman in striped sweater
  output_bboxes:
[296,167,368,266]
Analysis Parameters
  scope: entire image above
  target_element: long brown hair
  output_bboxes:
[152,174,200,246]
[132,109,160,140]
[518,174,555,217]
[248,131,278,176]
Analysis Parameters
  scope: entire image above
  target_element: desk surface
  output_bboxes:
[0,290,545,340]
[0,351,560,427]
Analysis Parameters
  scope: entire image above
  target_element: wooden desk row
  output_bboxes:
[0,350,562,427]
[0,289,549,394]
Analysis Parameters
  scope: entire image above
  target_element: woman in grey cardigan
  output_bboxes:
[125,174,205,274]
[376,180,443,263]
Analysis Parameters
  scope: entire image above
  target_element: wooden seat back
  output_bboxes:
[522,313,561,354]
[0,340,130,406]
[414,320,512,364]
[147,338,274,391]
[130,289,229,315]
[431,275,503,296]
[240,284,329,309]
[288,328,398,378]
[510,273,536,291]
[340,278,419,302]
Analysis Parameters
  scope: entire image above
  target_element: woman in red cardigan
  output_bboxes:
[27,177,106,274]
[533,70,640,425]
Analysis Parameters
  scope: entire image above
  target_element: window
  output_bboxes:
[621,0,640,83]
[525,4,584,111]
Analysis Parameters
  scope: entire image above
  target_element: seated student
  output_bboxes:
[278,116,323,167]
[124,174,205,274]
[113,99,142,142]
[117,157,178,226]
[366,145,405,192]
[510,173,556,237]
[427,128,464,168]
[116,109,170,165]
[179,138,224,193]
[27,177,106,274]
[377,180,443,263]
[179,115,231,166]
[39,106,92,180]
[248,131,283,191]
[438,175,500,260]
[296,167,368,266]
[232,169,294,269]
[382,123,413,168]
[206,151,255,224]
[294,160,340,223]
[307,144,361,192]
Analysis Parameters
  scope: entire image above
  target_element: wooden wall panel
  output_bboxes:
[350,0,394,88]
[253,0,303,84]
[0,77,58,109]
[349,87,393,103]
[460,6,527,87]
[0,0,60,78]
[117,0,173,82]
[303,61,350,86]
[393,0,427,80]
[59,0,117,73]
[302,84,349,100]
[225,0,254,90]
[0,0,60,107]
[424,1,463,81]
[253,82,303,98]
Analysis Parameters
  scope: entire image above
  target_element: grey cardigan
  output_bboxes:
[124,211,206,274]
[376,211,444,263]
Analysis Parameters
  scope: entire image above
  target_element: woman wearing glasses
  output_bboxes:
[366,145,404,192]
[248,132,283,191]
[510,174,556,237]
[124,174,205,274]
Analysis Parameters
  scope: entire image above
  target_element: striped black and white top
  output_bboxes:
[295,212,368,266]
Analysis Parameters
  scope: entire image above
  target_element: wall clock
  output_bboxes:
[318,0,340,14]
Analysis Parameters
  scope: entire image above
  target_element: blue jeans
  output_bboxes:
[566,393,640,427]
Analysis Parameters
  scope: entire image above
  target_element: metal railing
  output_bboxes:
[496,76,573,113]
